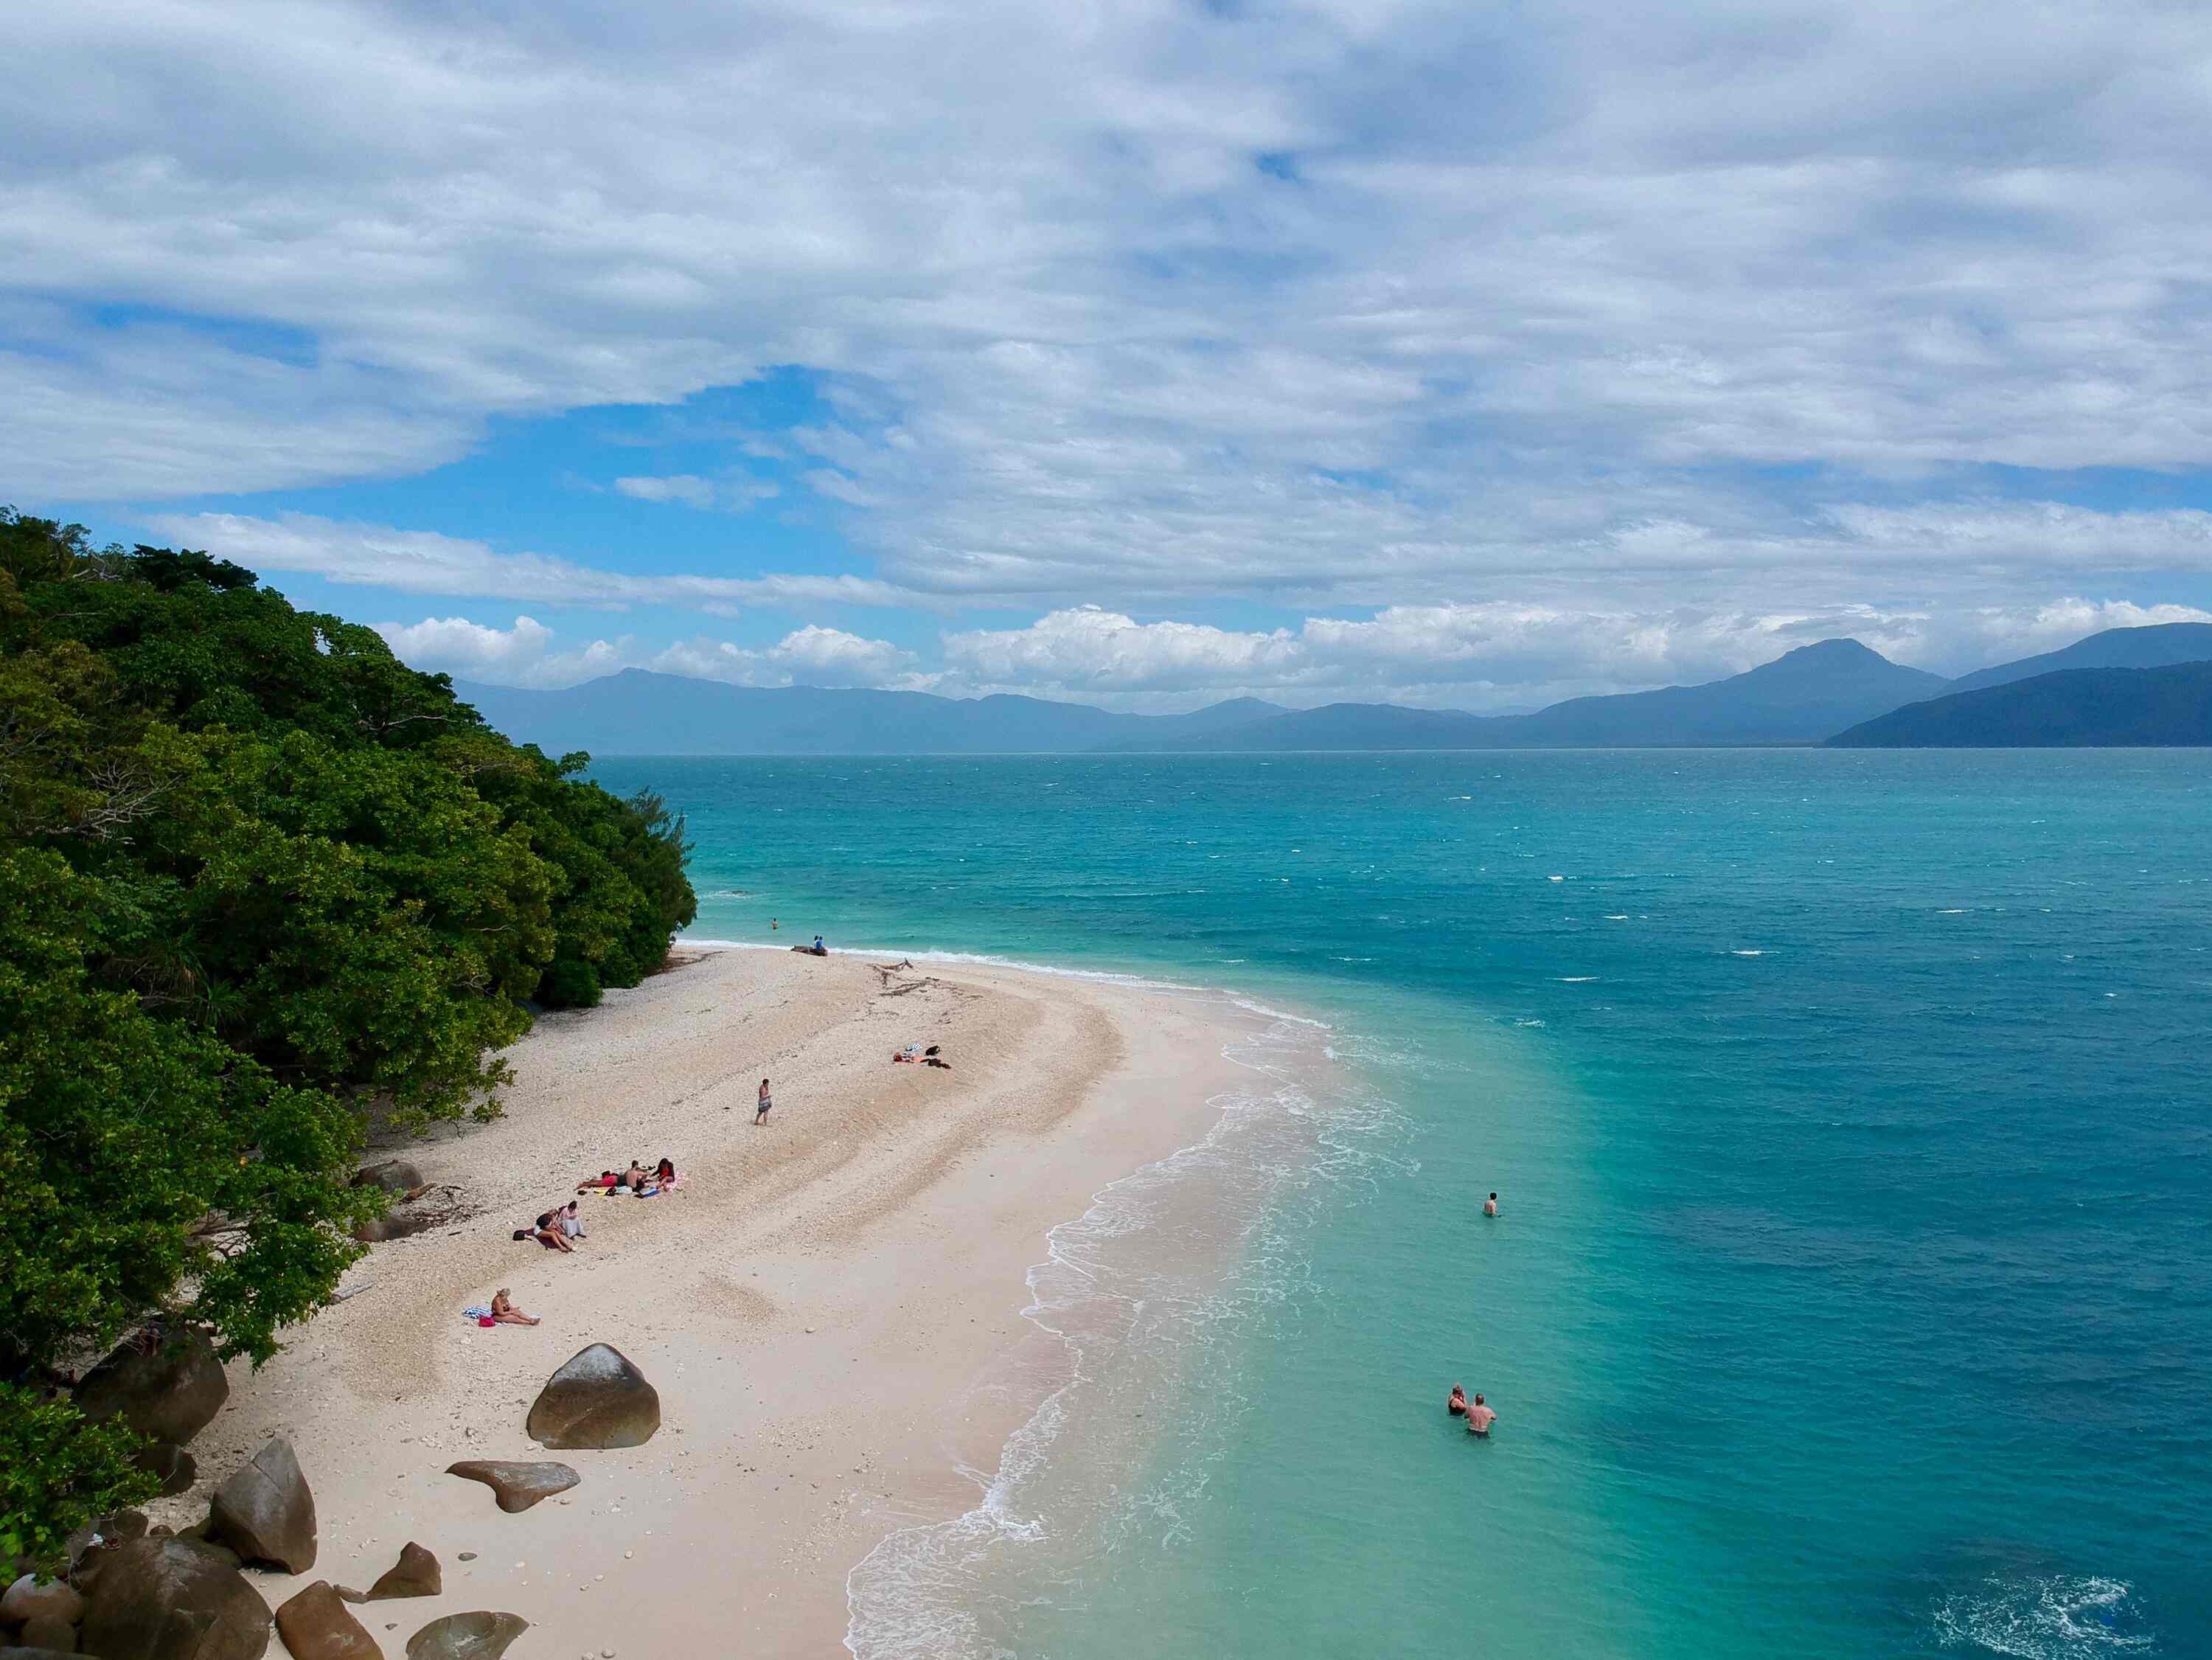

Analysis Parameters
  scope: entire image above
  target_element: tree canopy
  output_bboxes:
[0,507,695,1559]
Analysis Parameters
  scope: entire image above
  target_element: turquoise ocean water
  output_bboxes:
[589,751,2211,1659]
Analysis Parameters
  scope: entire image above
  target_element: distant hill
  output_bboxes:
[451,670,1287,755]
[456,638,1959,756]
[1486,638,1950,746]
[1948,621,2212,695]
[1827,661,2212,747]
[1117,639,1949,751]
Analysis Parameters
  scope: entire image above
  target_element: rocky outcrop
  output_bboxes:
[403,1612,527,1660]
[15,1616,80,1653]
[366,1543,439,1600]
[74,1329,228,1448]
[443,1462,577,1514]
[524,1344,659,1448]
[77,1538,271,1660]
[1,1577,83,1627]
[350,1160,424,1193]
[206,1437,316,1572]
[134,1441,197,1498]
[274,1582,380,1660]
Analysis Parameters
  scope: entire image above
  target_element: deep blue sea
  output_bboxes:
[591,750,2212,1660]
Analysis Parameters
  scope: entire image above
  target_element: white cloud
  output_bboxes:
[6,0,2212,618]
[375,615,555,673]
[613,474,714,509]
[145,511,915,612]
[373,612,919,690]
[936,595,2212,709]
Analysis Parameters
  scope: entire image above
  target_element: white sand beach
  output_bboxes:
[150,945,1269,1656]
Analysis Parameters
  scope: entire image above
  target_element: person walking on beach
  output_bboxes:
[756,1077,773,1125]
[1464,1393,1497,1436]
[1484,1192,1499,1217]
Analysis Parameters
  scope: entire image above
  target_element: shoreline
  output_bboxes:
[149,943,1315,1656]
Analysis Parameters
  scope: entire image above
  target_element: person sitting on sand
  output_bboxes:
[756,1079,772,1125]
[1484,1192,1499,1217]
[558,1200,587,1240]
[528,1211,572,1252]
[1464,1392,1497,1436]
[490,1288,539,1326]
[654,1157,677,1187]
[1448,1383,1467,1417]
[813,934,827,956]
[622,1161,650,1190]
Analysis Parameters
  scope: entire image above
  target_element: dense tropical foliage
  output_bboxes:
[0,507,694,1554]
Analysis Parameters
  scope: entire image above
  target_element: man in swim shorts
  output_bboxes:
[1464,1392,1497,1436]
[1484,1192,1499,1217]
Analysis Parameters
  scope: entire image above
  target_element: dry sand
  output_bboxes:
[155,945,1269,1657]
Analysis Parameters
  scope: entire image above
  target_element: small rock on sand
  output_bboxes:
[404,1611,529,1660]
[445,1461,580,1513]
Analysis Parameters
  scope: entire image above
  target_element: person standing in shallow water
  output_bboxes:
[1484,1192,1499,1217]
[1464,1393,1497,1436]
[756,1077,772,1125]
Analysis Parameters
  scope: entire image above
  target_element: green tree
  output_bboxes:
[0,506,696,1555]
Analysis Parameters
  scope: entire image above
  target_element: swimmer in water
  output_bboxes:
[1464,1392,1496,1436]
[1484,1192,1499,1217]
[1447,1383,1468,1417]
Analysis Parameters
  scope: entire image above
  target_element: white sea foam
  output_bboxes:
[1557,976,1599,983]
[1731,949,1765,956]
[1932,1573,2151,1657]
[841,1007,1400,1658]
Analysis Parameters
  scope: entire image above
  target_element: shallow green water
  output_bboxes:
[593,750,2212,1659]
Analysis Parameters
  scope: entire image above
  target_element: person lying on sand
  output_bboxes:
[577,1170,617,1192]
[490,1289,539,1326]
[1448,1383,1467,1417]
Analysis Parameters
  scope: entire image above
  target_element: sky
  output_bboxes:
[10,0,2212,712]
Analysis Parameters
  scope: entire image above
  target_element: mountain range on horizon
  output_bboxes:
[453,621,2212,755]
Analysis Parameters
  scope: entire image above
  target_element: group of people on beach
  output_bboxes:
[1447,1192,1504,1437]
[510,1157,682,1251]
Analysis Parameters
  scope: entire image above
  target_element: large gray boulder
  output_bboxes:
[350,1160,424,1193]
[77,1538,271,1660]
[74,1329,228,1448]
[206,1437,316,1572]
[403,1613,526,1660]
[133,1441,196,1498]
[0,1576,83,1625]
[525,1344,660,1448]
[366,1543,439,1600]
[442,1462,577,1514]
[274,1581,380,1660]
[17,1619,78,1654]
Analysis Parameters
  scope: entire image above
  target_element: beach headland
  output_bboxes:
[147,945,1279,1655]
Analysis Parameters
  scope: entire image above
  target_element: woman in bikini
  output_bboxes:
[490,1288,540,1325]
